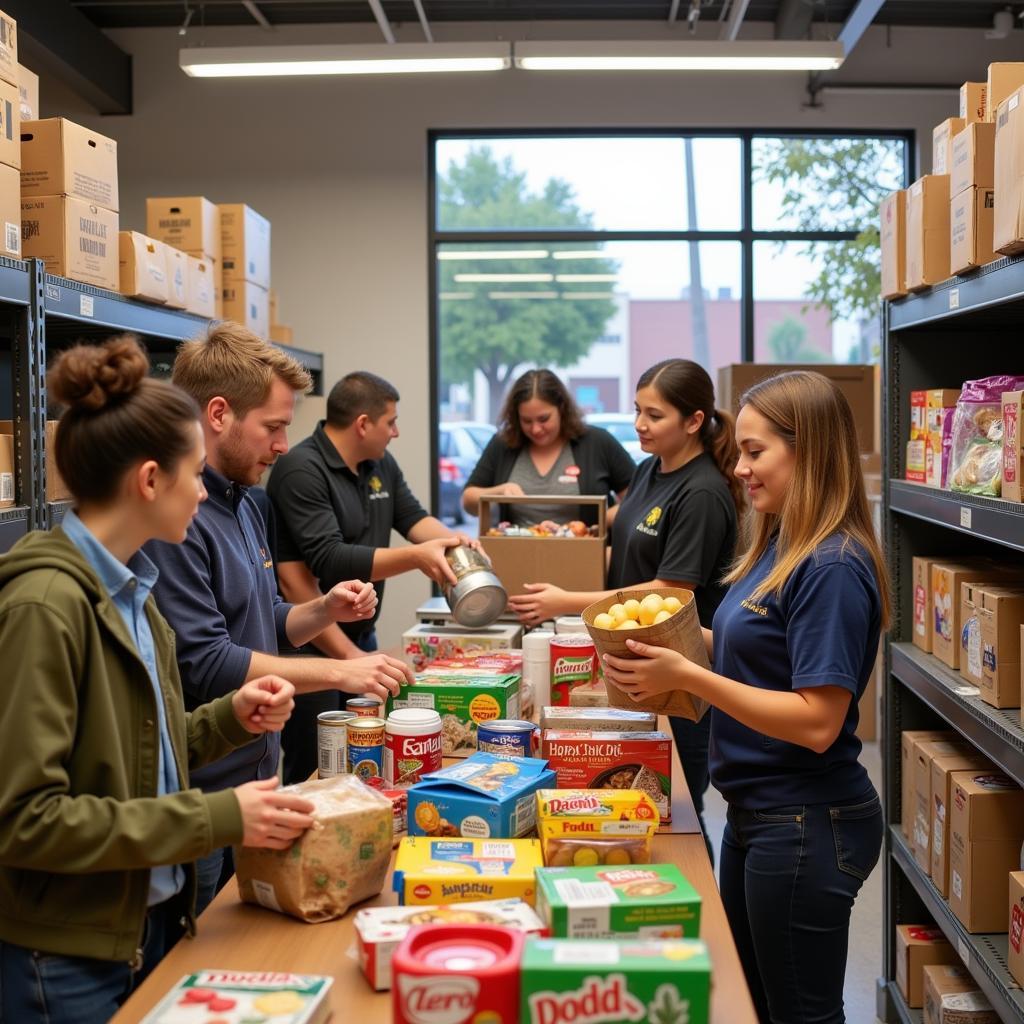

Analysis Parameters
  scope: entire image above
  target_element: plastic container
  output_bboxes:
[554,615,586,634]
[385,708,443,788]
[522,629,553,708]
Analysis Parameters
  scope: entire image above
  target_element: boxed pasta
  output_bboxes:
[536,789,659,867]
[541,730,672,823]
[539,706,656,732]
[401,623,523,672]
[393,836,544,905]
[235,775,392,923]
[406,752,556,839]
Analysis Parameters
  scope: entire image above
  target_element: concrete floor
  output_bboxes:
[700,740,884,1024]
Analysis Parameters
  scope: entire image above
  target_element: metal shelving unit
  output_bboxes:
[881,268,1024,1023]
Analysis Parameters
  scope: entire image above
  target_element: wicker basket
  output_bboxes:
[582,587,710,722]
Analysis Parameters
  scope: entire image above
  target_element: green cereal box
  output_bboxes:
[521,938,711,1024]
[390,673,521,757]
[535,864,701,939]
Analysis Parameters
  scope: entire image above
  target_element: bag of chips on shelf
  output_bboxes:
[949,375,1024,496]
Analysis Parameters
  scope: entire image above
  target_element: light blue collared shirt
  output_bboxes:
[63,510,185,906]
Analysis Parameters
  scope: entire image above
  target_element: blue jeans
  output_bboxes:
[0,894,184,1024]
[195,844,234,918]
[668,713,712,860]
[719,788,883,1024]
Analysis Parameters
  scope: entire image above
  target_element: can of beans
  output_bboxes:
[348,717,386,779]
[385,708,443,788]
[476,720,539,759]
[317,710,357,779]
[347,696,385,718]
[549,634,597,706]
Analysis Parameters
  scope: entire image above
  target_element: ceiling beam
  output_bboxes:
[774,0,815,40]
[7,0,131,114]
[366,0,397,44]
[411,0,434,42]
[837,0,885,57]
[241,0,273,31]
[720,0,751,40]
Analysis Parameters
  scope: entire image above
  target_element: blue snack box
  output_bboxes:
[407,751,556,840]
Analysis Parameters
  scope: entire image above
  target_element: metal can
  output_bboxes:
[347,717,386,779]
[384,708,443,788]
[316,710,356,779]
[476,719,539,759]
[347,696,385,718]
[443,544,507,628]
[549,634,597,706]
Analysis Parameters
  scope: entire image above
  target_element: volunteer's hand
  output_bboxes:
[235,778,316,849]
[497,482,525,498]
[323,579,378,623]
[603,638,691,701]
[232,676,296,734]
[334,652,413,701]
[412,536,462,585]
[509,582,570,625]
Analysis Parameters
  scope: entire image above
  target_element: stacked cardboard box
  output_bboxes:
[895,925,957,1008]
[880,190,907,300]
[220,202,270,335]
[0,14,19,259]
[949,120,996,274]
[961,82,987,125]
[906,175,950,290]
[16,62,35,121]
[268,288,295,344]
[995,84,1024,255]
[146,196,221,317]
[118,231,169,305]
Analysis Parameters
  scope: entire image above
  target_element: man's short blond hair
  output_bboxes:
[174,321,311,416]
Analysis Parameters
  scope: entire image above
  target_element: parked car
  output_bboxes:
[585,412,644,464]
[438,421,497,524]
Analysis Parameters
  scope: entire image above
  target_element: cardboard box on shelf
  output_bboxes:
[0,432,13,508]
[913,557,940,654]
[978,587,1024,708]
[117,232,168,305]
[146,196,220,264]
[931,562,1016,670]
[948,769,1024,932]
[221,278,269,337]
[950,187,996,276]
[902,729,955,839]
[913,739,974,873]
[0,12,16,89]
[163,246,187,310]
[1009,871,1024,986]
[0,77,18,172]
[930,747,992,897]
[906,439,926,483]
[0,420,67,502]
[269,323,293,344]
[20,118,118,211]
[961,81,988,125]
[895,924,957,1008]
[994,87,1024,255]
[1004,391,1024,502]
[933,118,966,175]
[951,123,995,197]
[987,63,1024,122]
[960,580,986,688]
[880,190,907,300]
[906,175,951,290]
[922,964,998,1023]
[925,389,961,489]
[185,254,217,319]
[16,63,35,120]
[219,203,270,289]
[269,288,279,324]
[21,195,117,291]
[0,162,19,257]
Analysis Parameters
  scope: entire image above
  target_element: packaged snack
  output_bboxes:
[949,375,1024,495]
[401,624,523,672]
[539,706,656,732]
[536,789,659,866]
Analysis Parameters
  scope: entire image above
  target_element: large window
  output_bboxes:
[430,131,910,522]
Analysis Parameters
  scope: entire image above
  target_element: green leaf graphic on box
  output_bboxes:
[657,773,670,791]
[648,984,690,1024]
[398,758,423,782]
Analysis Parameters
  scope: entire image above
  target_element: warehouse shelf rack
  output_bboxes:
[888,984,924,1024]
[880,267,1024,1023]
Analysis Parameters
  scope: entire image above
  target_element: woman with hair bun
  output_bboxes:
[0,335,315,1024]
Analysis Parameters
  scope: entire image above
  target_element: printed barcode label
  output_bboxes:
[251,878,281,912]
[406,693,436,708]
[960,507,972,528]
[554,878,615,907]
[480,842,515,860]
[952,869,963,899]
[0,472,12,502]
[4,221,18,254]
[949,288,960,310]
[80,295,94,317]
[600,821,650,835]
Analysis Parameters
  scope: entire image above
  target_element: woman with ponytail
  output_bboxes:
[603,371,887,1024]
[511,358,742,843]
[0,335,316,1024]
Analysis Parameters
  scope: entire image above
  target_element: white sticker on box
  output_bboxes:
[79,294,94,317]
[965,617,982,678]
[564,899,612,940]
[933,818,943,855]
[1011,93,1020,112]
[553,942,620,965]
[480,842,515,860]
[960,506,972,529]
[599,821,650,835]
[555,878,615,907]
[405,693,436,709]
[4,221,17,254]
[957,937,970,967]
[461,815,490,839]
[952,869,963,899]
[0,472,11,503]
[251,878,281,912]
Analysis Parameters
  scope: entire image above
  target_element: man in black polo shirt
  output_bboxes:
[267,371,475,782]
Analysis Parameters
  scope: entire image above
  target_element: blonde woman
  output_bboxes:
[604,371,887,1024]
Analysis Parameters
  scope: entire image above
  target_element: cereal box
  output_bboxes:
[429,650,524,673]
[354,898,546,991]
[539,706,656,732]
[541,730,672,823]
[407,752,556,839]
[521,938,711,1024]
[402,624,523,672]
[391,673,520,757]
[393,837,544,905]
[535,864,701,939]
[536,789,659,866]
[140,970,332,1024]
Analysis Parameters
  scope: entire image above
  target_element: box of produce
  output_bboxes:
[401,623,523,672]
[539,706,656,732]
[534,864,701,939]
[536,789,659,866]
[521,938,711,1024]
[354,898,546,991]
[393,837,544,905]
[541,730,672,822]
[391,672,520,757]
[407,752,556,839]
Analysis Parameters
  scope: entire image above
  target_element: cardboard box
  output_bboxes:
[951,123,996,197]
[913,558,941,653]
[961,81,988,125]
[913,739,973,872]
[0,12,16,89]
[932,562,1016,670]
[146,196,220,263]
[0,431,13,508]
[902,729,956,839]
[20,118,118,211]
[269,323,293,344]
[931,747,992,897]
[1009,871,1024,986]
[960,580,986,687]
[117,232,168,305]
[988,63,1024,122]
[906,175,951,290]
[17,63,36,121]
[995,87,1024,255]
[907,439,927,483]
[0,161,19,257]
[950,187,996,276]
[401,623,523,673]
[0,419,67,502]
[219,203,270,289]
[185,254,217,318]
[0,77,18,172]
[948,770,1024,932]
[539,706,656,732]
[21,195,117,291]
[923,964,998,1023]
[978,587,1024,708]
[925,390,961,489]
[934,118,966,175]
[162,246,187,310]
[1004,391,1024,503]
[880,190,907,300]
[221,278,269,337]
[269,288,279,325]
[895,924,957,1007]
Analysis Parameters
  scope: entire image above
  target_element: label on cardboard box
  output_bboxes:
[0,15,16,90]
[22,196,118,292]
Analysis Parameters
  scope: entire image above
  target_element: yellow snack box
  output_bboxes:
[393,836,543,905]
[536,789,659,867]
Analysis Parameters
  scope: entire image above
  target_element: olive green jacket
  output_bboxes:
[0,528,250,961]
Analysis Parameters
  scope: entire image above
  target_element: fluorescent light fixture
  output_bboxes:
[561,292,615,299]
[513,40,844,72]
[488,291,558,299]
[552,250,610,260]
[454,273,554,283]
[180,42,512,78]
[439,249,549,260]
[555,274,618,283]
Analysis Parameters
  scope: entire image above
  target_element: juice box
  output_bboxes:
[534,864,701,939]
[521,938,711,1024]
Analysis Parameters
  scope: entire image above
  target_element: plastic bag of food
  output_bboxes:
[235,774,393,923]
[949,375,1024,495]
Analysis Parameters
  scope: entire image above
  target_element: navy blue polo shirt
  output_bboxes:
[145,465,292,791]
[709,532,881,809]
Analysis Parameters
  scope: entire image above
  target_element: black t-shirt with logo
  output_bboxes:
[607,452,736,627]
